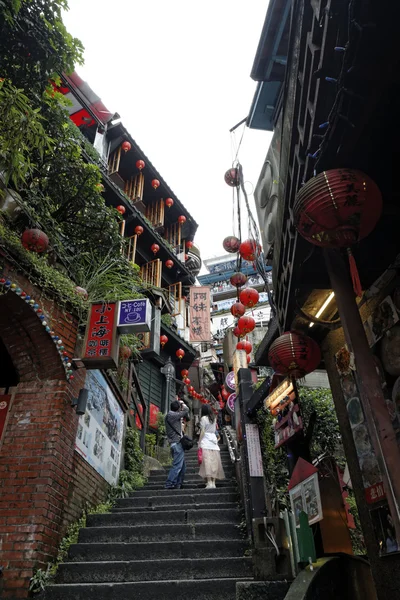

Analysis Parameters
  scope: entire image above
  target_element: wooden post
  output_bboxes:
[324,248,400,540]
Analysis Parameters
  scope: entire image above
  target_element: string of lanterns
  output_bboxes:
[0,277,74,381]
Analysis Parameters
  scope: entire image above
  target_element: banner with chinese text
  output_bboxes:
[82,302,119,369]
[189,286,211,342]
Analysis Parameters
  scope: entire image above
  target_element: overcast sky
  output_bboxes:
[63,0,272,269]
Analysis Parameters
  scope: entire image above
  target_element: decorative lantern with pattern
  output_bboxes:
[122,141,131,153]
[239,239,262,262]
[224,167,239,187]
[135,225,144,236]
[176,348,185,360]
[231,302,246,317]
[268,331,321,379]
[230,272,247,289]
[160,335,169,347]
[237,315,255,334]
[165,198,174,208]
[136,159,145,170]
[240,288,259,308]
[21,229,49,253]
[223,236,240,254]
[294,169,383,297]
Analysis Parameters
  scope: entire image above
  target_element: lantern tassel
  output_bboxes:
[347,248,362,298]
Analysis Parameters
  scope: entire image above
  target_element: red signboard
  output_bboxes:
[135,404,144,430]
[365,481,386,504]
[0,395,11,441]
[149,403,160,429]
[82,302,119,369]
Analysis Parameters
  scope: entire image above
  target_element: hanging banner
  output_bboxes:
[189,286,211,342]
[82,302,119,369]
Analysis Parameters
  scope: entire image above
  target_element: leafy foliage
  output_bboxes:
[108,428,145,500]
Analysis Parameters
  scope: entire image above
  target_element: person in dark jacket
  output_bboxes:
[165,400,189,489]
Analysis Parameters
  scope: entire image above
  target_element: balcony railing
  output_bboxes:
[146,198,164,228]
[140,258,162,288]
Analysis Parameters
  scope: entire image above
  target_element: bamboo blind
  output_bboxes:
[124,172,144,202]
[164,222,181,248]
[140,259,162,288]
[168,282,182,316]
[108,147,121,175]
[124,234,137,265]
[146,198,165,228]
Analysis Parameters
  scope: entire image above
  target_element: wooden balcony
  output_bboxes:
[140,258,162,288]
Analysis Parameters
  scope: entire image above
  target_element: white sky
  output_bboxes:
[63,0,272,269]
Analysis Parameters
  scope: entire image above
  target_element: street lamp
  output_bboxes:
[160,357,176,414]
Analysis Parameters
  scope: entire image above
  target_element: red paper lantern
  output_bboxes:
[240,288,259,308]
[230,272,247,288]
[231,302,246,317]
[184,378,191,385]
[119,346,132,360]
[75,286,88,298]
[294,169,383,297]
[268,331,321,379]
[135,225,144,236]
[233,326,244,338]
[238,315,256,334]
[165,198,174,208]
[224,167,239,187]
[176,348,185,360]
[136,159,145,170]
[165,259,174,269]
[239,239,262,262]
[247,354,251,364]
[116,205,126,215]
[160,335,169,347]
[188,385,194,393]
[237,340,252,354]
[151,179,160,190]
[151,243,160,255]
[122,141,131,153]
[181,369,189,378]
[186,240,194,249]
[223,236,240,254]
[178,215,186,224]
[221,388,230,401]
[21,229,49,253]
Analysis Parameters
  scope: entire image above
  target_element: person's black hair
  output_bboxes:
[170,400,180,411]
[201,403,215,422]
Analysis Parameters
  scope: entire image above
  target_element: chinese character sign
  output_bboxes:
[117,299,151,334]
[189,286,211,342]
[82,303,119,369]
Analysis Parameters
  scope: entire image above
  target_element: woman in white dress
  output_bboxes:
[198,404,225,488]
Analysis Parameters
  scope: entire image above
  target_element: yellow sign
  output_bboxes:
[264,377,293,410]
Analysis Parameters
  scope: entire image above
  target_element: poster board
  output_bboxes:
[290,472,323,528]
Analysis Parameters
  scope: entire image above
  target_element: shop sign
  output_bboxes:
[117,299,151,334]
[366,481,386,504]
[289,472,323,528]
[245,423,263,477]
[226,393,236,414]
[82,302,119,369]
[189,286,211,342]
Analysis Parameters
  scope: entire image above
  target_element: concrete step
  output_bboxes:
[68,539,248,562]
[150,467,235,476]
[112,502,238,513]
[143,481,235,490]
[57,556,253,584]
[79,522,244,544]
[116,491,237,508]
[148,473,235,482]
[128,486,237,499]
[86,508,240,528]
[44,577,252,600]
[236,581,291,600]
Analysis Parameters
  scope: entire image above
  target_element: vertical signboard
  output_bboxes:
[189,286,211,342]
[245,423,264,477]
[82,302,119,369]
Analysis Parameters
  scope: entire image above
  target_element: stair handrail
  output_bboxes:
[223,426,240,463]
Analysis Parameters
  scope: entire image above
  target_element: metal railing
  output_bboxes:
[223,426,240,464]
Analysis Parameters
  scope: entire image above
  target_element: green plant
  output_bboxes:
[109,428,145,500]
[347,491,367,555]
[156,411,166,444]
[161,313,173,327]
[29,563,54,593]
[145,433,157,457]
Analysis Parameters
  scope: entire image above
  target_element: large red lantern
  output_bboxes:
[122,141,131,153]
[184,378,191,385]
[160,335,169,347]
[176,348,185,360]
[223,236,240,254]
[151,243,160,255]
[239,239,262,262]
[181,369,189,378]
[136,159,145,170]
[116,205,126,215]
[151,179,160,190]
[233,325,244,338]
[21,229,49,253]
[165,198,174,208]
[231,302,245,317]
[186,240,194,249]
[165,259,174,269]
[294,169,382,297]
[238,315,256,335]
[135,225,144,236]
[268,331,321,379]
[240,288,259,308]
[178,215,186,224]
[230,272,247,288]
[188,385,194,394]
[237,340,252,354]
[224,167,239,187]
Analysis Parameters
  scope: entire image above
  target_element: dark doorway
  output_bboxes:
[0,337,19,389]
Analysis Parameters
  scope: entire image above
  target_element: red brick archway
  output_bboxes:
[0,283,85,597]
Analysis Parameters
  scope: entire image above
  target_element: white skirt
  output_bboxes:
[199,449,225,480]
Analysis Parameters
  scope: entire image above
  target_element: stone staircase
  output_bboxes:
[44,445,254,599]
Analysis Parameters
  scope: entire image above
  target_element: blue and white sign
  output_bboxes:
[117,298,151,333]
